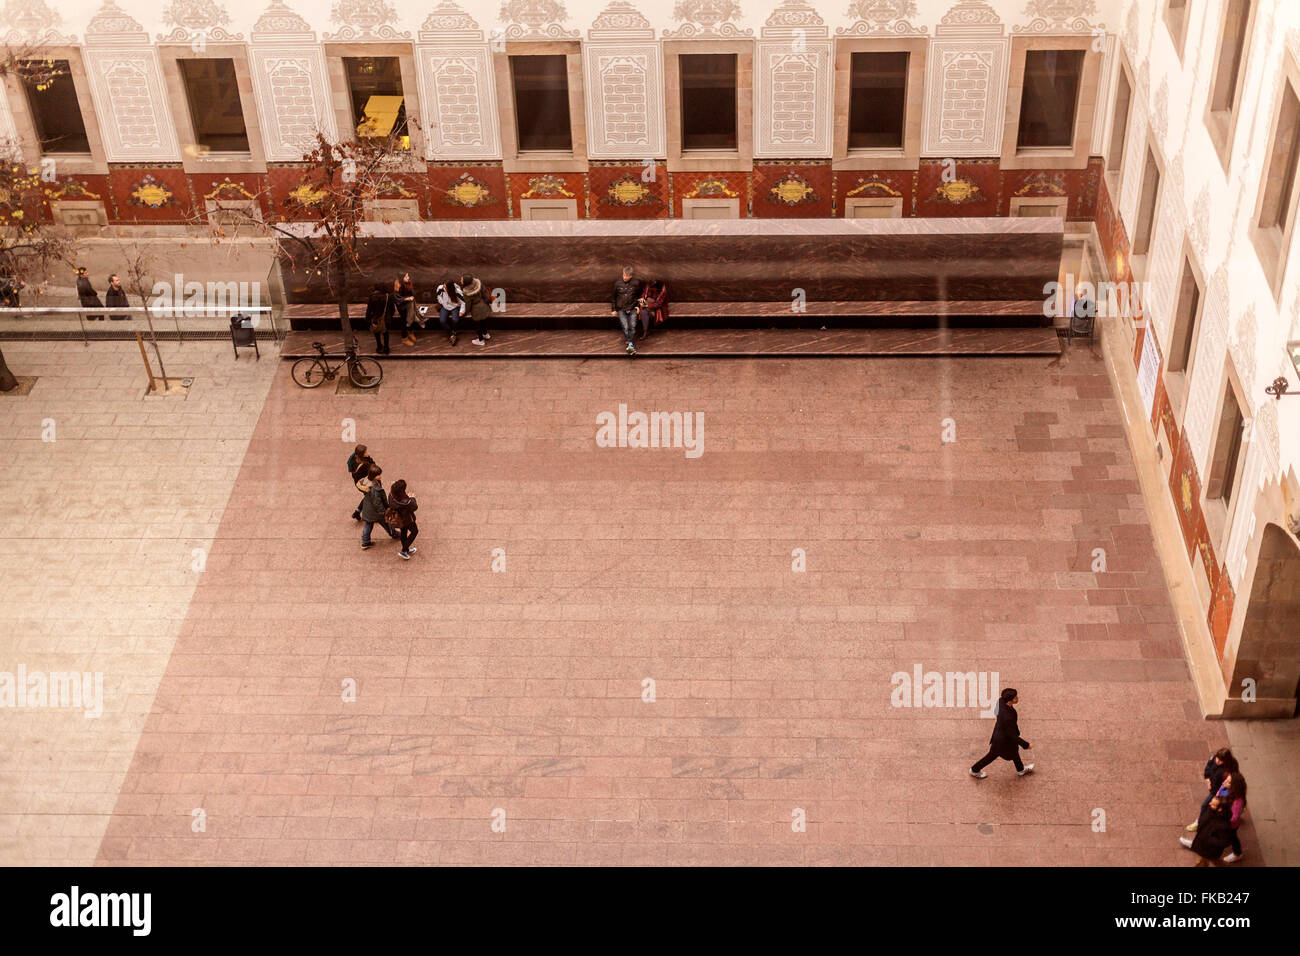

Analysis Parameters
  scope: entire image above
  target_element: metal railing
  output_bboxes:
[0,304,278,345]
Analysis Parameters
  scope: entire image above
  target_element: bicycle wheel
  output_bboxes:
[292,357,329,388]
[348,357,383,389]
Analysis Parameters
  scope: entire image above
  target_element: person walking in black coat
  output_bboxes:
[105,274,130,320]
[76,267,104,319]
[969,688,1034,777]
[1186,747,1236,832]
[359,464,399,549]
[1182,792,1234,865]
[388,479,419,560]
[347,443,374,521]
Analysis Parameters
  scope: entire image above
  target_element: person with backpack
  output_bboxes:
[347,444,374,521]
[387,479,419,560]
[969,688,1034,778]
[359,464,399,549]
[436,278,465,346]
[459,275,493,346]
[76,267,104,319]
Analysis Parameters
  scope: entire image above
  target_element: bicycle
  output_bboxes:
[291,341,383,389]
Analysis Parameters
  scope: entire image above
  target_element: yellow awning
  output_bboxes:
[359,95,403,137]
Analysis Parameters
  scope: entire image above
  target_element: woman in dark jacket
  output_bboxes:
[388,479,419,560]
[359,465,398,549]
[1183,793,1234,865]
[76,267,104,319]
[459,275,493,346]
[365,282,395,354]
[105,273,130,320]
[969,688,1033,777]
[637,279,668,339]
[1186,748,1236,831]
[397,273,417,346]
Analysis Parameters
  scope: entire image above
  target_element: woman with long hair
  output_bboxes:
[388,479,419,560]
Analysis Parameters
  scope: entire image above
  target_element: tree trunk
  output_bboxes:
[0,347,18,392]
[334,251,355,350]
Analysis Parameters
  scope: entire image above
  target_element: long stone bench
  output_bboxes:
[280,218,1061,331]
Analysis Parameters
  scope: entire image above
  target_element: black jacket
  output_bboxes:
[1191,800,1234,859]
[360,481,388,523]
[389,494,418,526]
[611,277,639,312]
[366,290,394,332]
[105,284,129,319]
[988,701,1029,759]
[76,276,103,308]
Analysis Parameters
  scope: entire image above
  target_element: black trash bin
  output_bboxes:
[230,313,259,359]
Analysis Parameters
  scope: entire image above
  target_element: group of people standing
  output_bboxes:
[75,267,131,320]
[347,444,419,560]
[1180,747,1248,865]
[611,266,669,356]
[366,273,493,354]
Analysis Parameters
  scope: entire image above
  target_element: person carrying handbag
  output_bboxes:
[366,281,395,355]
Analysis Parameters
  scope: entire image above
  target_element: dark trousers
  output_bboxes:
[400,523,418,552]
[972,748,1023,773]
[373,330,389,353]
[1228,827,1242,855]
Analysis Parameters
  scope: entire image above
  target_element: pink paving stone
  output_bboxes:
[94,357,1246,866]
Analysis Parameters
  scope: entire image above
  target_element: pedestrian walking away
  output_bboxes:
[105,274,130,320]
[460,275,493,346]
[611,265,640,355]
[76,267,104,319]
[359,465,400,549]
[969,688,1034,777]
[387,479,419,559]
[347,444,374,520]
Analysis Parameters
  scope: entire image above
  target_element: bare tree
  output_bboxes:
[0,52,77,391]
[198,121,414,349]
[104,231,171,389]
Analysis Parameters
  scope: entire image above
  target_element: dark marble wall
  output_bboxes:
[282,226,1062,304]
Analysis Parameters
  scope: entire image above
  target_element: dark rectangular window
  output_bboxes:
[1133,147,1161,255]
[510,55,572,152]
[848,52,908,150]
[680,54,737,151]
[178,58,249,153]
[20,59,89,154]
[1169,258,1202,374]
[1017,49,1085,149]
[1210,0,1251,114]
[1107,69,1131,172]
[1208,386,1245,504]
[1259,81,1300,232]
[344,56,408,145]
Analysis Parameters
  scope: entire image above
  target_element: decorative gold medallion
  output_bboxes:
[288,182,328,206]
[129,175,174,209]
[446,174,493,207]
[932,179,982,204]
[605,175,654,207]
[520,175,574,200]
[684,177,738,200]
[846,176,901,198]
[769,173,819,205]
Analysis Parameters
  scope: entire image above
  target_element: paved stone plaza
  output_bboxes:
[1,340,1291,866]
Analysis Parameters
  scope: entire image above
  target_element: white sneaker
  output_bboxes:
[1016,764,1034,776]
[1223,852,1242,863]
[969,769,986,779]
[1179,837,1194,849]
[472,337,485,346]
[407,546,417,554]
[398,550,411,560]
